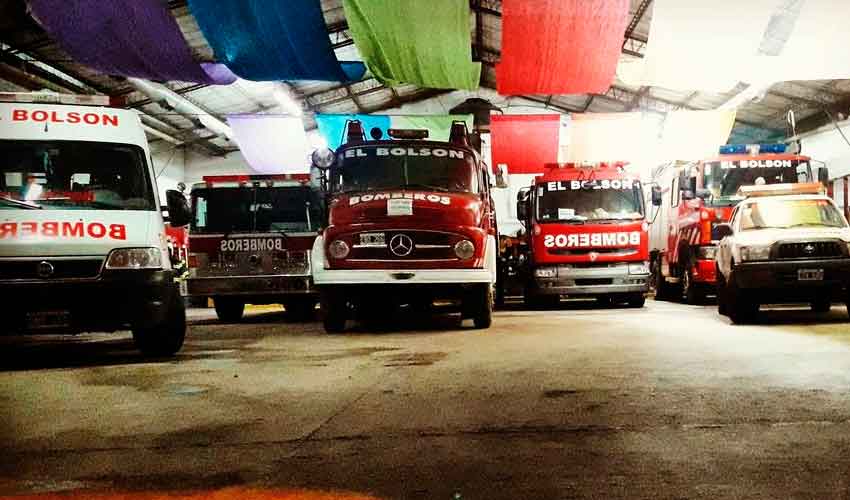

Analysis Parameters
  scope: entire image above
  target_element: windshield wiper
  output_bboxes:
[401,183,449,192]
[0,196,42,209]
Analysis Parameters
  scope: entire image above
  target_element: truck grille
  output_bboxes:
[776,241,843,260]
[0,259,103,280]
[350,231,457,261]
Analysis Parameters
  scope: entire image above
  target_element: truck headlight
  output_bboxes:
[106,248,163,269]
[534,267,557,278]
[740,245,771,261]
[697,245,718,260]
[328,239,350,259]
[454,239,475,260]
[628,262,650,275]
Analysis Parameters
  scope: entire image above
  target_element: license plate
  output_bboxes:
[359,232,386,246]
[798,269,824,281]
[26,310,71,330]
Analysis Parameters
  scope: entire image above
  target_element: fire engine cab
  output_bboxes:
[185,174,324,321]
[649,143,828,304]
[0,92,191,356]
[310,121,498,332]
[515,162,650,307]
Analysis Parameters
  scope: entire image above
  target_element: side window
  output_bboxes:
[671,177,680,207]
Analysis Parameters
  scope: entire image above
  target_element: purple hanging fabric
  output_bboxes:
[27,0,236,84]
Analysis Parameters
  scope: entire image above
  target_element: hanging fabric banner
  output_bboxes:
[315,114,473,151]
[27,0,236,85]
[490,115,561,174]
[496,0,629,95]
[658,110,737,161]
[566,113,659,163]
[618,0,781,93]
[342,0,480,90]
[187,0,365,82]
[227,115,309,174]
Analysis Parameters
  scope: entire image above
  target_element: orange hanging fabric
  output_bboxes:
[496,0,629,95]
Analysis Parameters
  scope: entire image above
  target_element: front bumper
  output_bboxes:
[733,258,850,299]
[186,274,314,297]
[4,269,178,334]
[313,267,495,286]
[531,263,650,296]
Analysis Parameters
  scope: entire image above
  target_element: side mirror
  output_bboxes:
[311,147,335,170]
[516,187,531,220]
[695,188,712,200]
[714,223,734,240]
[681,189,696,201]
[818,166,830,185]
[165,189,191,227]
[651,185,662,206]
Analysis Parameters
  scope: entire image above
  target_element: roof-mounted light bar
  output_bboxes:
[720,143,787,155]
[387,128,429,140]
[738,182,824,198]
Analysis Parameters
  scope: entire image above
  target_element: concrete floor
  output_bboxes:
[4,299,850,499]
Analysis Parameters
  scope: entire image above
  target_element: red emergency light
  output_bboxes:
[543,161,627,171]
[202,174,310,187]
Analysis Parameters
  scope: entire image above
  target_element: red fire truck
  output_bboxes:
[310,121,498,332]
[649,143,828,303]
[185,174,324,321]
[515,162,650,308]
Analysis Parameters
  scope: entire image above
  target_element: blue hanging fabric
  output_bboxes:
[187,0,366,82]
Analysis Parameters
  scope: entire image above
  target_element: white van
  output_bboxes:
[0,93,191,356]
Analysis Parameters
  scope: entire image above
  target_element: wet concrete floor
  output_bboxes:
[3,300,850,499]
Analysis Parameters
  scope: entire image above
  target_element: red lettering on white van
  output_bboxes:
[62,222,84,237]
[109,224,126,240]
[42,221,58,237]
[12,110,27,121]
[21,222,37,235]
[0,222,17,238]
[87,222,106,238]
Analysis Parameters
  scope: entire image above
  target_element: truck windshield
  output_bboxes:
[704,160,811,205]
[0,140,155,210]
[536,179,644,223]
[739,198,846,230]
[331,145,477,194]
[191,186,323,234]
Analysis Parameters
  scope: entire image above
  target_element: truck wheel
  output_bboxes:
[727,276,758,324]
[626,293,646,308]
[654,262,675,301]
[470,284,494,329]
[683,268,705,305]
[717,273,729,316]
[214,298,244,322]
[285,297,317,321]
[321,291,347,333]
[132,294,186,357]
[811,297,831,313]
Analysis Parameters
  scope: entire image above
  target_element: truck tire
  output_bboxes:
[284,297,317,321]
[214,298,244,322]
[654,261,676,301]
[321,291,347,333]
[470,284,494,329]
[132,293,186,357]
[726,275,758,324]
[626,293,646,308]
[717,272,729,316]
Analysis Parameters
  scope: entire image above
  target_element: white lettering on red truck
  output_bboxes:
[11,109,119,127]
[544,179,634,191]
[220,238,285,252]
[349,192,451,206]
[344,148,465,159]
[543,231,641,248]
[0,221,126,240]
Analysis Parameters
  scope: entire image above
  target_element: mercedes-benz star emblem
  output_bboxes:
[389,234,414,257]
[37,261,54,279]
[803,244,816,255]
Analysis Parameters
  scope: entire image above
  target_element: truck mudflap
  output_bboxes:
[531,263,650,296]
[311,235,498,285]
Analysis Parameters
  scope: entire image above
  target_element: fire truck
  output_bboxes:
[185,174,324,321]
[649,143,829,304]
[310,120,498,333]
[515,162,650,308]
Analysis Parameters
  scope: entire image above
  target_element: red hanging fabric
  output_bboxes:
[490,115,561,174]
[496,0,630,95]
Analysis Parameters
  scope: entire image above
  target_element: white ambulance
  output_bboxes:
[0,93,191,356]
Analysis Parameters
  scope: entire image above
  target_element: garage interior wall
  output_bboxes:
[150,141,186,200]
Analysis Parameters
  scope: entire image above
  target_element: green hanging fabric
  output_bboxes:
[342,0,481,90]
